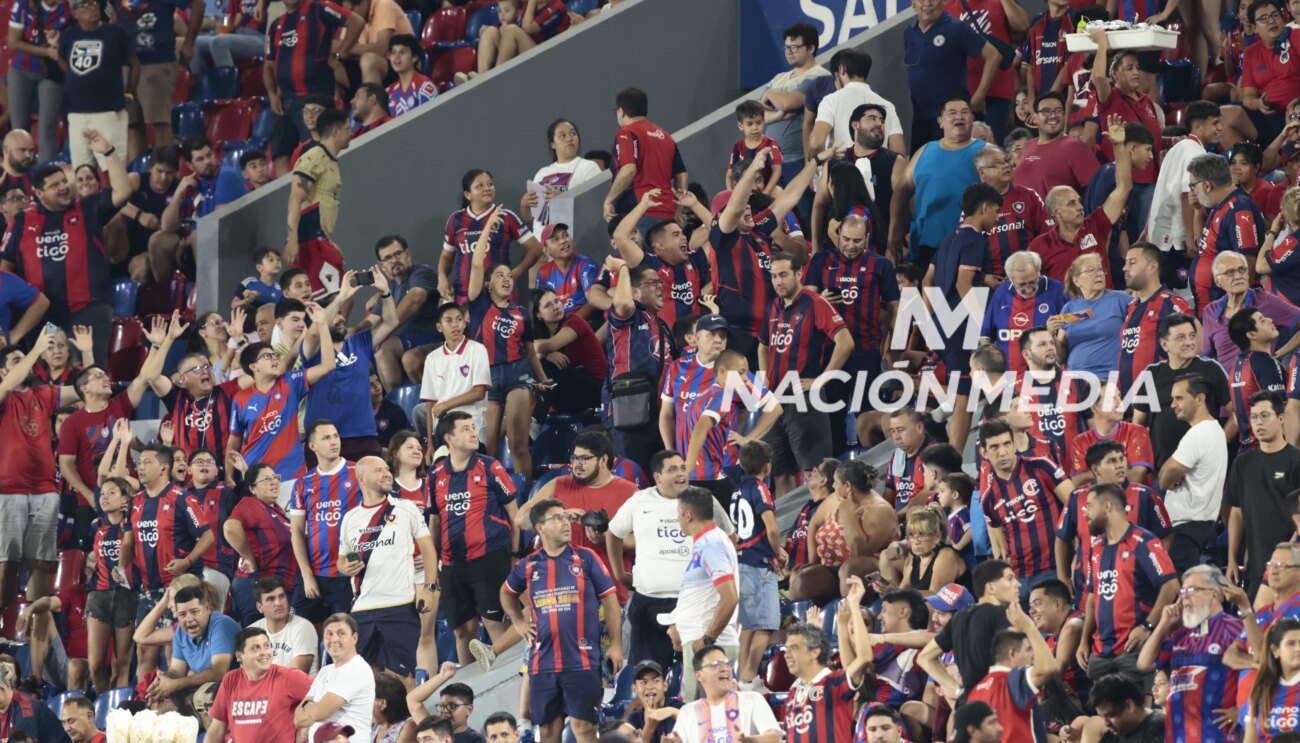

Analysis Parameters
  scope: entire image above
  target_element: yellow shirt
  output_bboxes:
[293,145,342,238]
[358,0,412,45]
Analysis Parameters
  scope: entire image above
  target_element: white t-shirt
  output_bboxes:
[674,691,781,743]
[530,158,605,237]
[1146,136,1205,252]
[338,497,429,611]
[669,525,740,645]
[420,338,491,441]
[608,487,735,599]
[1164,418,1228,524]
[306,653,374,743]
[251,615,319,675]
[765,65,830,158]
[815,81,904,151]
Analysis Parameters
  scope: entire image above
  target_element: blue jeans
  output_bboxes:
[190,29,265,76]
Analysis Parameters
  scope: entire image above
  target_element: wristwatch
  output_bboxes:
[1140,621,1155,632]
[426,582,440,592]
[701,634,716,646]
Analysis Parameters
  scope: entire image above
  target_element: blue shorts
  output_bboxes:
[488,359,535,403]
[738,562,780,631]
[397,331,442,352]
[291,574,355,625]
[356,602,420,677]
[530,669,603,724]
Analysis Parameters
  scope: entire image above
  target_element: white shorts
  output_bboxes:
[67,110,129,169]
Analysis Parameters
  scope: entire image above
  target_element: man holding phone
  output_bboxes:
[302,267,400,462]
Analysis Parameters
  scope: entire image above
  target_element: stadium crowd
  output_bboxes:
[18,0,1300,742]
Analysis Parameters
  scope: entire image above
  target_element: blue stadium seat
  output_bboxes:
[206,67,240,101]
[249,107,277,148]
[112,278,140,318]
[127,154,152,175]
[465,3,499,44]
[95,687,135,729]
[526,467,567,504]
[406,9,422,34]
[386,384,421,423]
[822,597,840,643]
[610,663,634,704]
[137,389,162,420]
[511,473,527,500]
[562,723,577,743]
[436,620,457,666]
[665,661,683,700]
[1158,59,1201,104]
[222,140,254,170]
[566,0,596,14]
[173,102,205,139]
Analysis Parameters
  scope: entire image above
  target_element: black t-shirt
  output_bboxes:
[58,22,135,113]
[374,399,410,448]
[934,602,1011,692]
[1100,711,1165,743]
[1224,444,1300,585]
[1134,356,1230,470]
[626,699,683,743]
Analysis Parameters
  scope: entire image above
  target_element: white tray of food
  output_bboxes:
[1064,27,1179,52]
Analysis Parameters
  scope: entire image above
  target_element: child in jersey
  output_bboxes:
[730,441,788,693]
[937,473,976,572]
[233,247,284,310]
[726,101,782,195]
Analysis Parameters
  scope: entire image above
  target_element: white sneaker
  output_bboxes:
[453,71,471,85]
[469,638,497,671]
[746,679,771,694]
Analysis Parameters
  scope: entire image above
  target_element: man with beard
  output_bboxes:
[980,251,1067,374]
[0,130,35,195]
[150,137,247,283]
[287,109,352,300]
[1017,326,1085,459]
[303,268,399,461]
[612,192,712,327]
[351,84,390,137]
[208,627,314,743]
[366,235,441,389]
[1028,579,1087,703]
[1079,483,1180,690]
[148,584,237,702]
[1117,244,1192,395]
[840,104,903,238]
[1137,565,1252,743]
[535,223,600,320]
[1015,92,1100,198]
[1159,375,1230,573]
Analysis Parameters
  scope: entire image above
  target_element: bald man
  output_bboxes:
[1,130,35,195]
[337,455,437,682]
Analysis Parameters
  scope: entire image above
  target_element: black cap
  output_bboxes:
[632,660,664,680]
[695,314,729,334]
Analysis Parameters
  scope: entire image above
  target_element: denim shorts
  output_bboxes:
[488,359,536,403]
[738,562,780,631]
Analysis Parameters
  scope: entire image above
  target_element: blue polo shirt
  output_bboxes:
[172,612,239,672]
[903,12,987,121]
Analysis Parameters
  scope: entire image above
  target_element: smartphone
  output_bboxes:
[351,271,375,287]
[44,322,58,335]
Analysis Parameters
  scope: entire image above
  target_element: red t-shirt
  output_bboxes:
[944,0,1018,99]
[1241,29,1300,113]
[1015,136,1101,198]
[613,119,682,220]
[1251,179,1284,219]
[57,391,136,505]
[1096,89,1162,184]
[549,474,638,602]
[210,665,313,743]
[556,314,608,380]
[1028,207,1116,285]
[0,385,61,493]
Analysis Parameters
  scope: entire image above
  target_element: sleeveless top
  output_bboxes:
[907,545,969,591]
[817,503,851,568]
[910,138,987,253]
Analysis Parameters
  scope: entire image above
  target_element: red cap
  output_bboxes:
[313,722,356,743]
[710,190,733,217]
[540,223,569,243]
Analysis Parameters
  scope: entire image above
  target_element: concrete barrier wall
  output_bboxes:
[195,0,743,314]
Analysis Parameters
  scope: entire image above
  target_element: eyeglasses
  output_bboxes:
[538,513,575,525]
[180,362,212,375]
[698,660,731,671]
[86,370,109,380]
[1036,107,1065,117]
[1251,412,1277,422]
[1256,11,1282,21]
[979,158,1012,169]
[907,530,939,538]
[1188,179,1206,190]
[190,458,217,467]
[1077,266,1105,276]
[639,279,664,287]
[257,352,280,362]
[1179,585,1217,596]
[254,474,282,486]
[5,194,29,204]
[783,44,807,52]
[1215,266,1249,278]
[378,251,407,264]
[1268,561,1300,569]
[437,703,468,711]
[570,453,597,464]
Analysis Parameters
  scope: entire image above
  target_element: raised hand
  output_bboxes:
[145,314,168,346]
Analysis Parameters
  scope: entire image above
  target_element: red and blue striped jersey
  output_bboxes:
[230,371,311,483]
[1265,231,1300,305]
[526,0,570,42]
[387,73,437,117]
[1233,350,1287,450]
[730,475,776,567]
[536,254,599,315]
[1055,482,1171,601]
[729,135,783,187]
[1086,524,1177,656]
[612,457,647,487]
[639,250,711,327]
[803,249,900,352]
[164,380,240,463]
[1067,421,1155,481]
[980,456,1066,579]
[1195,189,1263,309]
[870,643,926,707]
[763,288,847,381]
[429,452,517,565]
[129,484,209,591]
[9,0,70,74]
[1118,289,1193,393]
[1159,611,1243,743]
[707,211,779,336]
[468,295,532,366]
[1021,367,1084,456]
[194,483,239,576]
[1236,592,1300,721]
[786,499,819,571]
[661,353,715,417]
[1114,0,1161,21]
[785,668,859,743]
[442,206,531,302]
[988,184,1049,274]
[966,666,1049,743]
[290,462,361,578]
[884,439,933,511]
[264,0,350,97]
[679,376,772,480]
[979,277,1068,373]
[89,515,129,592]
[1023,10,1071,96]
[504,544,616,674]
[977,433,1065,492]
[230,496,298,590]
[1258,681,1300,741]
[606,303,673,381]
[0,192,117,316]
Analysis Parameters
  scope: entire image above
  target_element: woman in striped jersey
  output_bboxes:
[1246,619,1300,742]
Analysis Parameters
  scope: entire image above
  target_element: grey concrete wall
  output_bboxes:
[195,0,743,314]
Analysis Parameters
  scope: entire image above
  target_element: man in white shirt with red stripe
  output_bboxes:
[672,644,782,743]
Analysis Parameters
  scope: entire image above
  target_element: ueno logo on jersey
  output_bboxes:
[136,520,160,547]
[35,232,69,261]
[257,410,284,436]
[280,28,299,47]
[838,281,860,304]
[445,490,472,516]
[313,500,344,524]
[671,281,695,302]
[786,707,814,735]
[102,537,121,563]
[1097,568,1119,600]
[1121,325,1142,352]
[184,407,213,432]
[493,315,519,337]
[1271,707,1300,731]
[1038,407,1066,435]
[771,328,794,353]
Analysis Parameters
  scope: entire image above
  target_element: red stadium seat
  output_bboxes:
[762,646,796,693]
[238,59,267,98]
[0,600,29,642]
[422,6,466,48]
[429,47,476,87]
[173,67,194,105]
[205,99,256,147]
[107,347,147,383]
[54,549,86,593]
[137,271,192,316]
[109,317,145,355]
[1203,62,1228,89]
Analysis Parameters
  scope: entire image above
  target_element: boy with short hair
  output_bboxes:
[419,303,490,458]
[726,100,782,194]
[278,268,313,303]
[387,34,437,117]
[233,248,284,310]
[938,472,976,571]
[731,439,786,694]
[240,151,271,191]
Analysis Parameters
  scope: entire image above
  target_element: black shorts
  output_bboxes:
[291,574,356,624]
[356,603,420,677]
[441,550,511,627]
[531,670,603,724]
[86,588,139,628]
[762,407,833,476]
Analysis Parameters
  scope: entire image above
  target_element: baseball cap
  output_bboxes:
[540,223,569,244]
[925,583,974,613]
[632,660,664,680]
[695,314,729,334]
[1282,141,1300,166]
[710,190,733,217]
[313,722,356,743]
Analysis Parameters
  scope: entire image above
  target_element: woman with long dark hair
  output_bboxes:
[1246,618,1300,741]
[439,168,542,304]
[813,161,882,253]
[522,119,603,235]
[531,288,605,414]
[385,429,437,674]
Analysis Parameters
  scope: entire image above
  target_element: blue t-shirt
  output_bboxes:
[193,165,249,219]
[233,276,283,306]
[172,612,240,672]
[1062,289,1134,377]
[304,329,376,439]
[903,13,987,120]
[0,270,39,338]
[371,263,441,337]
[59,22,136,114]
